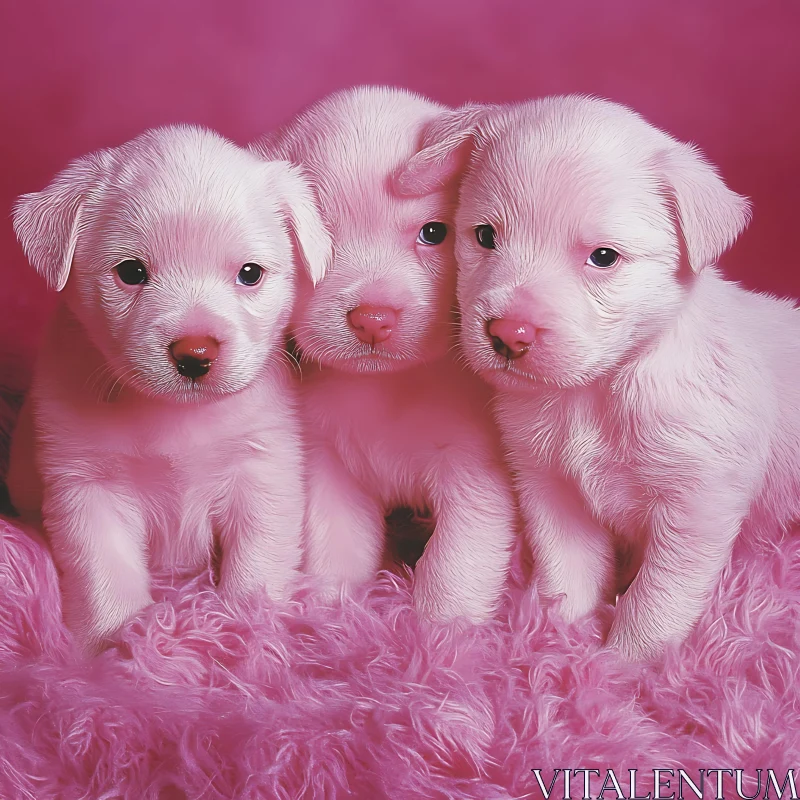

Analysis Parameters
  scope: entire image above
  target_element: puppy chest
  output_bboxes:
[573,448,645,535]
[123,449,211,517]
[307,373,445,461]
[312,374,490,506]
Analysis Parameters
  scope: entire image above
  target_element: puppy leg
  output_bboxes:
[518,469,615,622]
[216,457,304,602]
[44,480,151,655]
[607,494,744,661]
[304,444,385,594]
[414,457,516,622]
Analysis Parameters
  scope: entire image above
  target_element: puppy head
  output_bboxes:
[257,86,468,374]
[13,125,330,402]
[412,96,750,390]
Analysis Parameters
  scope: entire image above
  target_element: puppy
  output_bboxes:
[253,87,518,622]
[8,125,330,654]
[400,95,800,660]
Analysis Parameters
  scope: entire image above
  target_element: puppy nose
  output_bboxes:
[347,305,399,344]
[169,335,220,379]
[486,318,537,360]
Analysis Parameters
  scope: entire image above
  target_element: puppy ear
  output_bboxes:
[394,103,496,197]
[12,152,107,292]
[264,161,331,286]
[661,142,751,273]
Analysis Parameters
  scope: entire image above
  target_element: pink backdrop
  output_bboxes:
[2,0,799,375]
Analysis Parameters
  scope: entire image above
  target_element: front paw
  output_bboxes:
[310,573,348,603]
[266,568,300,602]
[413,589,489,625]
[65,595,154,658]
[605,619,660,662]
[413,557,496,624]
[218,564,300,605]
[550,585,602,624]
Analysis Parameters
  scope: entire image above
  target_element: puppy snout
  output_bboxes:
[169,335,220,379]
[486,318,537,360]
[347,305,399,345]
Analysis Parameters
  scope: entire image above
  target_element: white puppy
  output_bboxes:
[254,87,518,622]
[400,95,800,660]
[9,125,330,654]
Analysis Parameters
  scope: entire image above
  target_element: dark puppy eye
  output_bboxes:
[115,259,148,285]
[417,222,447,246]
[587,248,620,268]
[236,262,264,286]
[475,225,496,250]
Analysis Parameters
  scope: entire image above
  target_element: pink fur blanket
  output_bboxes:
[0,513,797,799]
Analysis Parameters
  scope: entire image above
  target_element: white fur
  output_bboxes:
[9,125,330,654]
[401,95,800,659]
[254,87,518,622]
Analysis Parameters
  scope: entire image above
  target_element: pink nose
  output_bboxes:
[347,305,399,345]
[487,318,537,360]
[169,335,220,379]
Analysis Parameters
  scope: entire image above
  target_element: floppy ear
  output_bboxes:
[394,103,496,197]
[660,142,751,273]
[264,160,331,286]
[12,152,108,292]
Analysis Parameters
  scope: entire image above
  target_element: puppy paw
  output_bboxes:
[66,596,154,659]
[412,571,496,625]
[605,622,660,663]
[555,587,601,624]
[218,566,300,606]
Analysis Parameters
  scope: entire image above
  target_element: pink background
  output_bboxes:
[1,0,799,376]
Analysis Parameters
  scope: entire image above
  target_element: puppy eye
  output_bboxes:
[115,259,148,286]
[236,262,264,286]
[475,225,496,250]
[416,222,448,246]
[587,248,620,268]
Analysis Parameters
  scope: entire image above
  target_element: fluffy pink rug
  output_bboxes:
[0,510,798,799]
